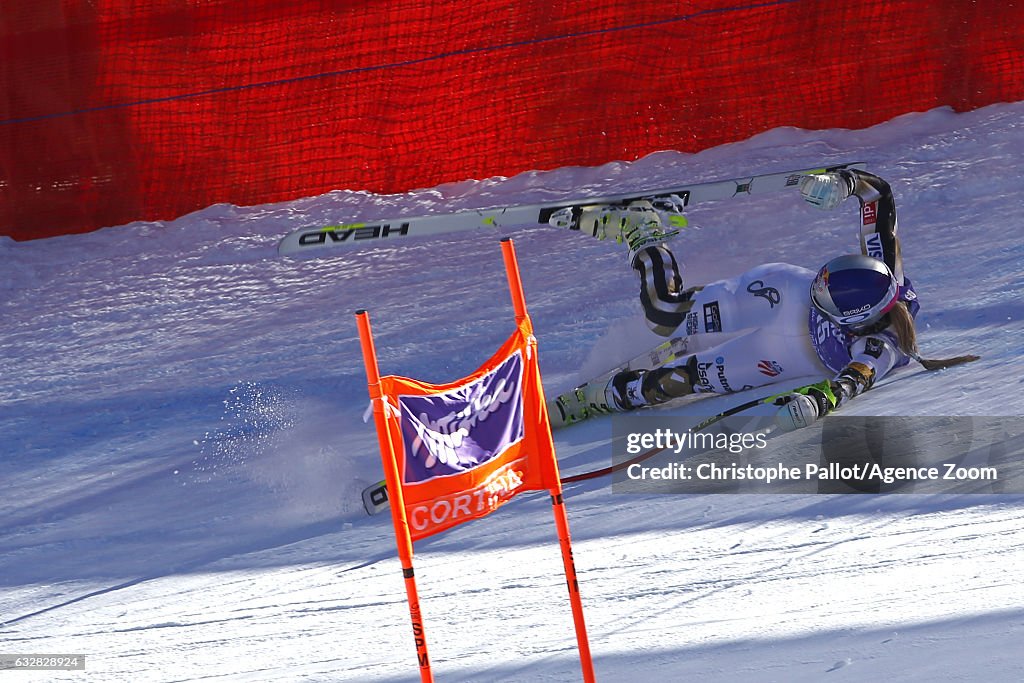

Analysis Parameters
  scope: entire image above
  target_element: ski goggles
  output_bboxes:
[813,278,901,330]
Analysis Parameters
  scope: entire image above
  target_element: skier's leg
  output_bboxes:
[610,324,825,410]
[564,200,694,336]
[633,244,702,336]
[611,264,827,409]
[610,359,697,410]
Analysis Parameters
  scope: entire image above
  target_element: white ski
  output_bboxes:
[361,479,388,516]
[279,162,865,256]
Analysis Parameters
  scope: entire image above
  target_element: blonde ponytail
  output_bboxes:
[890,301,979,370]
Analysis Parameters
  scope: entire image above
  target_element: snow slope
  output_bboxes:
[2,102,1024,682]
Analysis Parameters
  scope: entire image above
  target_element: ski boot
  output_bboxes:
[548,379,621,429]
[547,367,668,428]
[547,198,685,265]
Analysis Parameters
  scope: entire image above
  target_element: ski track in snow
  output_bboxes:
[2,103,1024,681]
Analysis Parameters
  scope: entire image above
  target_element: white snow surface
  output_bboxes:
[2,103,1024,682]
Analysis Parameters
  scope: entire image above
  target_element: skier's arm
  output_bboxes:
[847,170,904,283]
[798,169,904,283]
[775,333,903,430]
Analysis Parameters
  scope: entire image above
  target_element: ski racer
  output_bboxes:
[550,169,977,430]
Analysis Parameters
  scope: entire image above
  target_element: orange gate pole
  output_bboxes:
[355,309,434,683]
[500,238,596,683]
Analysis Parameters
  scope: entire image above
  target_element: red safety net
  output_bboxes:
[2,0,1023,240]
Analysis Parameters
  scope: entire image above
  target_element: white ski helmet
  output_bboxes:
[810,254,900,330]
